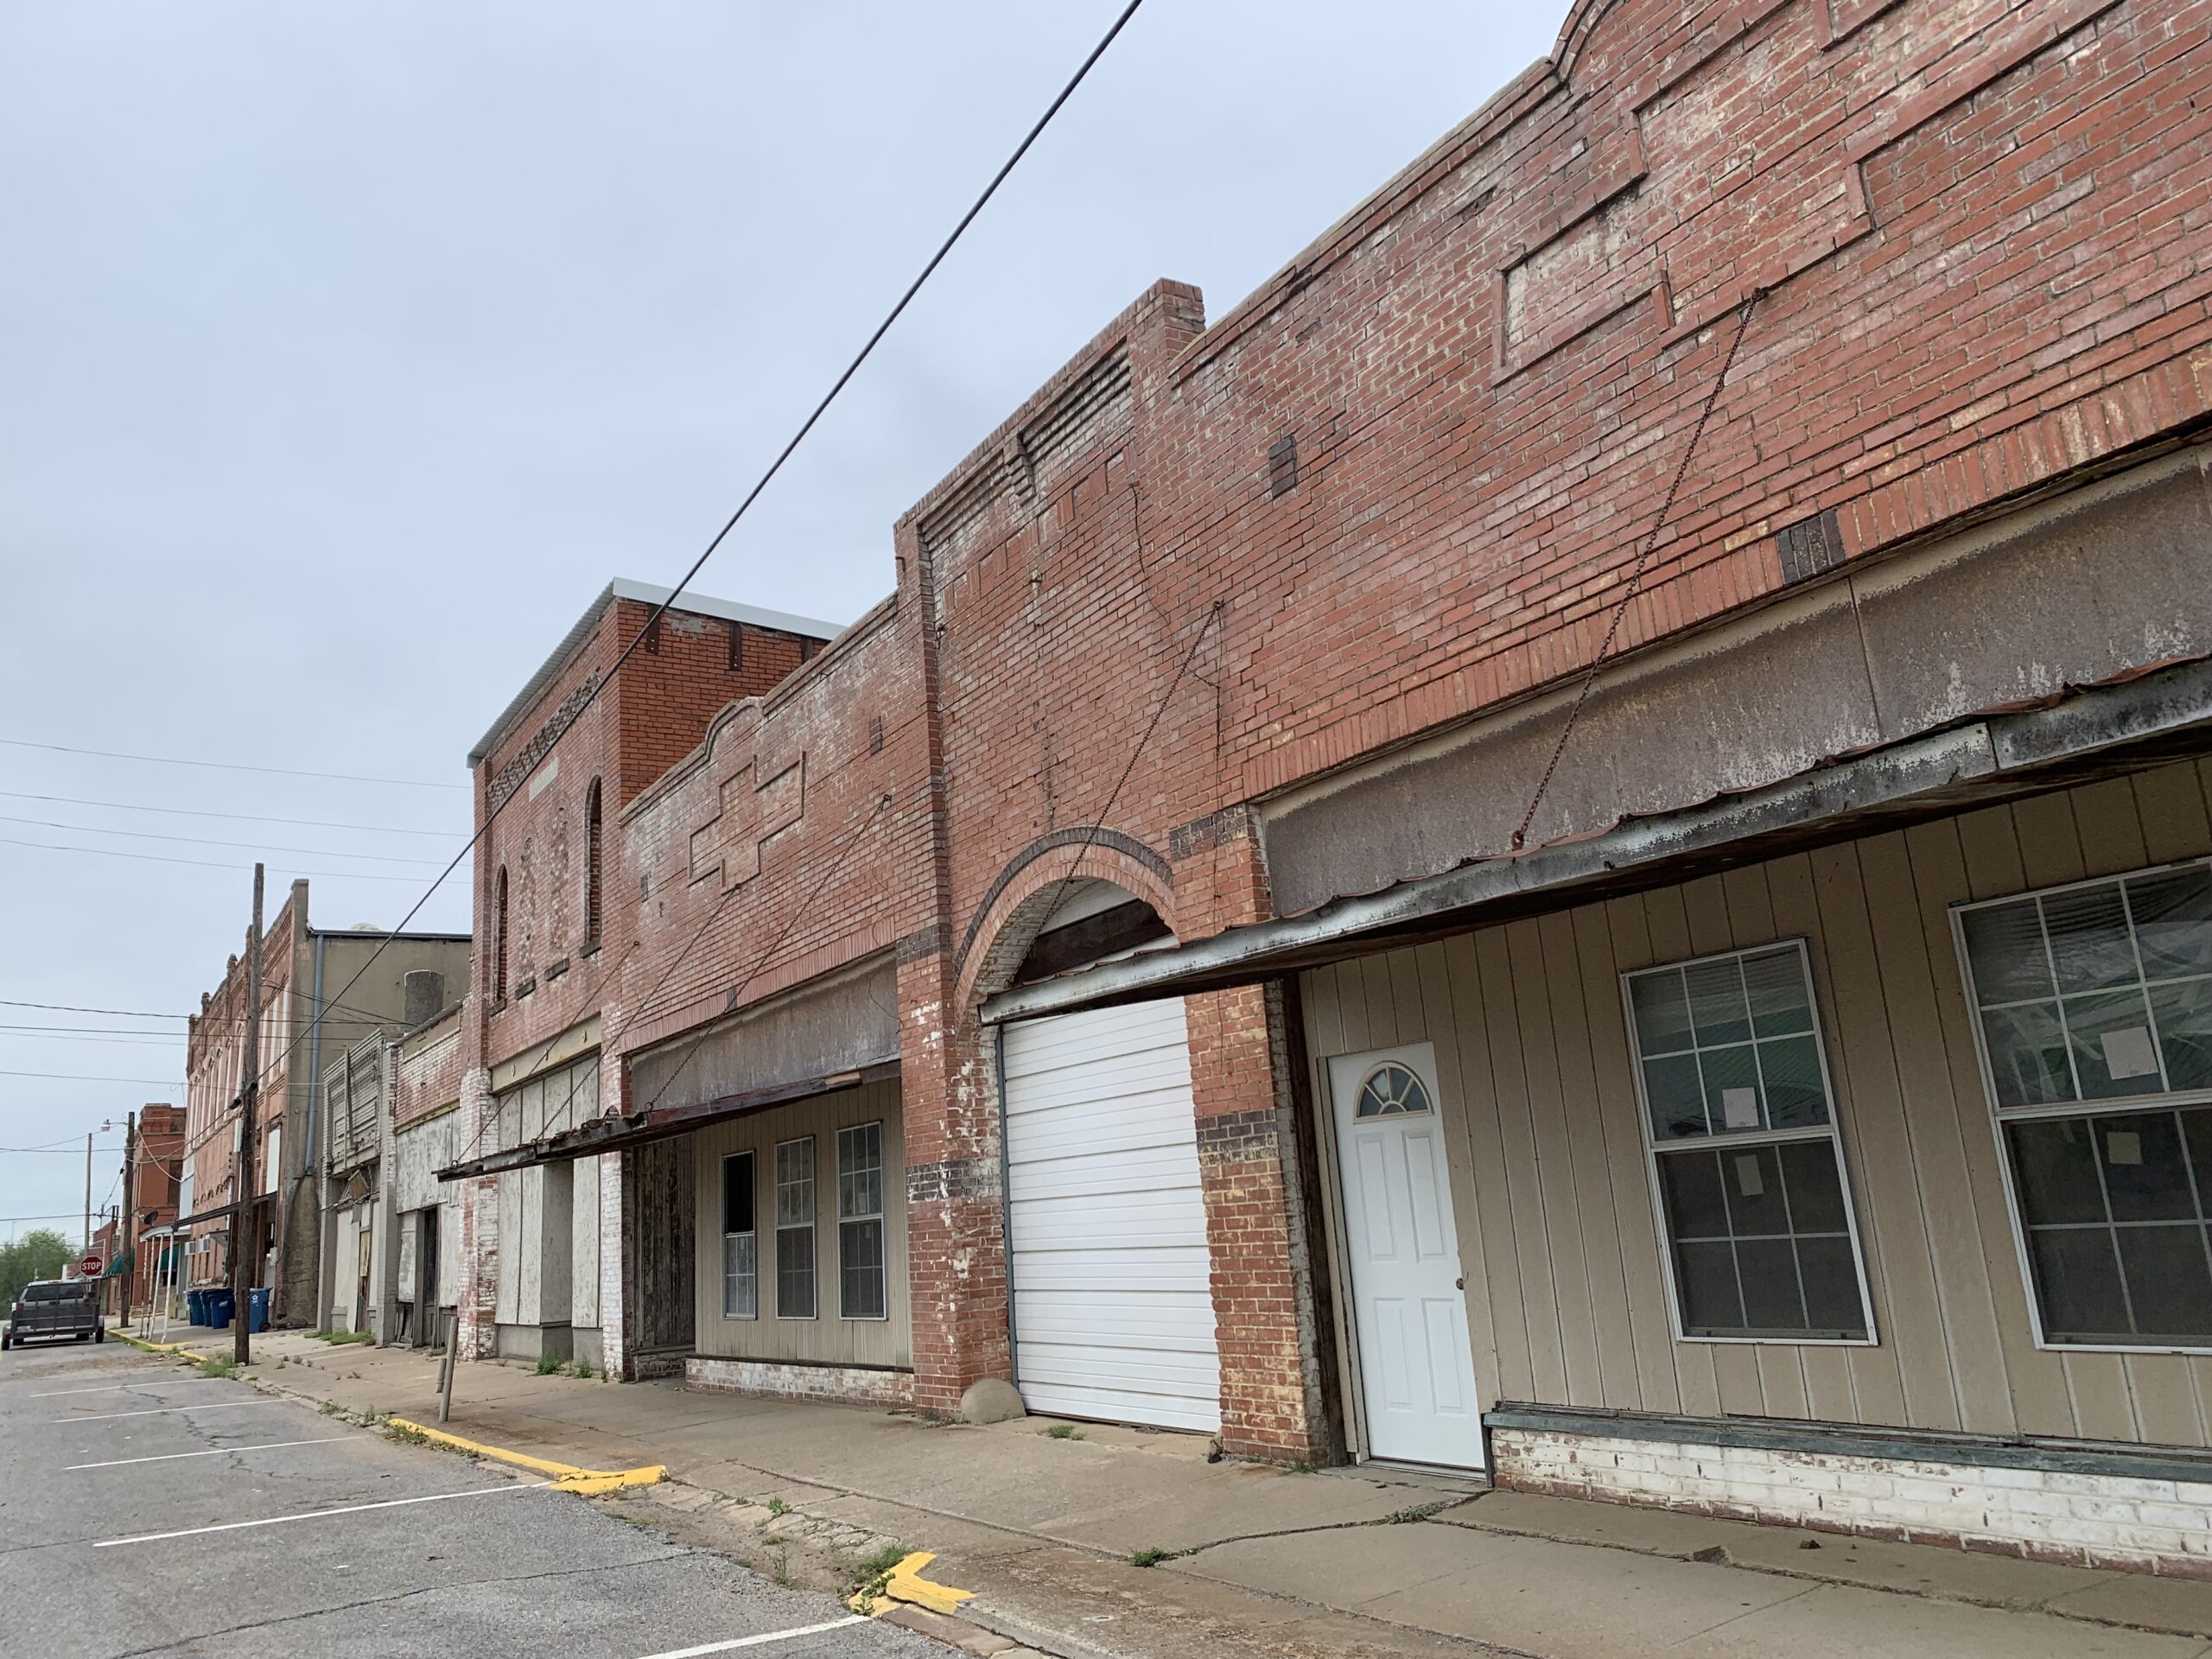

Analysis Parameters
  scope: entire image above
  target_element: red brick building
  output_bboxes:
[120,1103,184,1316]
[433,0,2212,1574]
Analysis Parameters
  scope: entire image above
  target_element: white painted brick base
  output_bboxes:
[685,1355,915,1408]
[1492,1427,2212,1580]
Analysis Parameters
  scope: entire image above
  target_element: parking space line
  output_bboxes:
[67,1436,354,1471]
[59,1400,270,1423]
[30,1383,163,1398]
[93,1479,551,1546]
[637,1616,871,1659]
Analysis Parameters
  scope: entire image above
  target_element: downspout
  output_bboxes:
[306,932,329,1332]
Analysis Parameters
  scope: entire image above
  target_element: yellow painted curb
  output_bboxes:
[873,1551,976,1617]
[117,1332,213,1363]
[385,1417,664,1494]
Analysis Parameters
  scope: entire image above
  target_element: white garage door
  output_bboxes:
[1001,998,1220,1433]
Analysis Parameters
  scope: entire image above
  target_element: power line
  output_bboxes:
[0,735,467,791]
[0,999,188,1020]
[0,1022,191,1037]
[0,813,448,867]
[234,0,1148,1106]
[0,1069,180,1085]
[0,789,461,839]
[0,833,444,884]
[0,1032,183,1046]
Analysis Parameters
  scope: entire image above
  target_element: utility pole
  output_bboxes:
[121,1111,137,1327]
[232,863,264,1367]
[83,1129,93,1259]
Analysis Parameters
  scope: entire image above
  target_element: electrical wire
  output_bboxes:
[0,1069,181,1085]
[0,789,461,839]
[0,736,466,791]
[230,0,1149,1109]
[0,814,448,866]
[0,834,443,884]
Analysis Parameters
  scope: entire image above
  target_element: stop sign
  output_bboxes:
[79,1255,102,1278]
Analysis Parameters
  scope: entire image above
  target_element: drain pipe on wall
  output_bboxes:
[304,931,330,1332]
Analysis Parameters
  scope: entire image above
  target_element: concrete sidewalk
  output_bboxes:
[191,1332,2212,1659]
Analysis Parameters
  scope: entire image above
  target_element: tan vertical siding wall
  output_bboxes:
[1300,760,2212,1450]
[690,1080,909,1369]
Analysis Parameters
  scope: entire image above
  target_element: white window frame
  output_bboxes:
[773,1136,817,1322]
[1621,938,1878,1348]
[720,1150,757,1321]
[1951,856,2212,1357]
[836,1121,888,1322]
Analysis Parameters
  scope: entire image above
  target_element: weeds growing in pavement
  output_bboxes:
[766,1496,791,1516]
[1382,1503,1446,1524]
[1128,1546,1182,1568]
[310,1329,372,1344]
[570,1360,593,1379]
[388,1421,431,1446]
[535,1351,563,1376]
[769,1544,793,1588]
[1045,1423,1084,1440]
[197,1356,236,1379]
[845,1542,911,1611]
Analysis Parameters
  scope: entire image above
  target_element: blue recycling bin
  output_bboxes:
[186,1288,206,1325]
[207,1289,235,1329]
[247,1287,270,1334]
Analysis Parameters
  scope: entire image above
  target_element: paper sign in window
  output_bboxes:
[1735,1154,1765,1197]
[1721,1087,1761,1130]
[2106,1129,2145,1166]
[2101,1026,2160,1080]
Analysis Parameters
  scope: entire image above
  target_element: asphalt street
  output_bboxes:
[0,1338,943,1659]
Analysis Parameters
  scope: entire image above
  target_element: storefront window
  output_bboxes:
[774,1137,816,1319]
[837,1122,887,1320]
[1956,860,2212,1349]
[1624,941,1873,1342]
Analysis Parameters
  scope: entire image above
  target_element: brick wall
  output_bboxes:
[1495,1426,2212,1580]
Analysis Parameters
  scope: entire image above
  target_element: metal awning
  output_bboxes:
[436,1059,901,1181]
[983,656,2212,1026]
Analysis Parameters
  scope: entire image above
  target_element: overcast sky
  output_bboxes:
[0,1,1563,1243]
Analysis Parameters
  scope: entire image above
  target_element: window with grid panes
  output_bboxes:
[1623,941,1873,1341]
[836,1122,886,1319]
[774,1137,816,1319]
[1955,859,2212,1349]
[721,1151,756,1319]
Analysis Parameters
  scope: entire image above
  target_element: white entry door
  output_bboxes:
[1002,999,1221,1433]
[1328,1043,1485,1469]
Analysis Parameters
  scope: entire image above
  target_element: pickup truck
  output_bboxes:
[3,1279,105,1348]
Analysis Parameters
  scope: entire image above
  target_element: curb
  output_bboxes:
[116,1332,213,1363]
[384,1417,665,1495]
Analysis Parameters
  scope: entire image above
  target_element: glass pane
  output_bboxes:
[2044,883,2138,995]
[1758,1035,1830,1128]
[838,1123,884,1221]
[840,1217,886,1319]
[775,1140,815,1227]
[2188,1110,2212,1211]
[1644,1054,1710,1140]
[721,1232,756,1319]
[1657,1150,1730,1239]
[1797,1236,1869,1337]
[2009,1118,2107,1226]
[1962,898,2055,1006]
[777,1225,816,1319]
[1699,1045,1765,1135]
[1685,958,1752,1047]
[2116,1225,2212,1343]
[1675,1240,1743,1334]
[1630,970,1693,1054]
[2065,989,2163,1099]
[2127,867,2212,980]
[1981,1002,2075,1108]
[2094,1111,2196,1223]
[1778,1141,1849,1233]
[2150,979,2212,1090]
[1742,948,1815,1037]
[721,1153,753,1236]
[1723,1146,1789,1236]
[2028,1227,2127,1342]
[1737,1237,1806,1332]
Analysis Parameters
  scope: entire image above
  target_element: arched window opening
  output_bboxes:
[493,865,511,1001]
[583,779,604,953]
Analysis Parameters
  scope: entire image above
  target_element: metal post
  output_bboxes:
[83,1131,93,1261]
[232,864,264,1367]
[437,1306,457,1425]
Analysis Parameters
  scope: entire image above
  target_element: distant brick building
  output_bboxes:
[120,1103,183,1315]
[431,0,2212,1577]
[182,881,468,1324]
